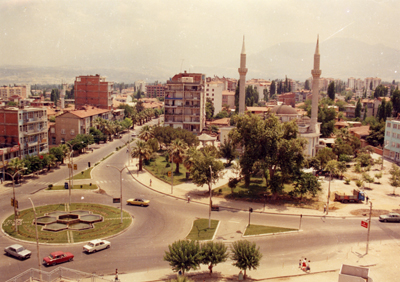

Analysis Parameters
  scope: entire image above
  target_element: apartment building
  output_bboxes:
[277,92,296,107]
[164,71,206,134]
[384,118,400,162]
[146,84,167,98]
[205,80,224,114]
[222,90,235,110]
[0,106,48,158]
[0,85,30,99]
[51,106,112,146]
[74,75,113,110]
[246,79,271,102]
[134,80,146,93]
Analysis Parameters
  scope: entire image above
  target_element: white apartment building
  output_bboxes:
[205,80,224,114]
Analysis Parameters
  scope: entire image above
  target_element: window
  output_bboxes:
[392,142,396,147]
[388,123,391,128]
[393,132,396,137]
[387,131,391,136]
[51,137,56,145]
[50,128,55,133]
[212,89,214,91]
[394,124,398,129]
[71,129,75,135]
[61,129,65,134]
[397,143,400,148]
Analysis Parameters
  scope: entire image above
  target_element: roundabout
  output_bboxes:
[2,203,132,244]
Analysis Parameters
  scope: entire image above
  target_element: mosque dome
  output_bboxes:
[270,105,298,115]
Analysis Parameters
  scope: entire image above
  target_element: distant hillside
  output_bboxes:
[1,37,399,84]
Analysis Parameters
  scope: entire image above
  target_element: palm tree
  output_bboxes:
[139,125,154,142]
[59,144,70,164]
[183,146,199,178]
[131,111,139,130]
[325,160,338,215]
[131,140,153,171]
[7,157,26,184]
[169,139,188,174]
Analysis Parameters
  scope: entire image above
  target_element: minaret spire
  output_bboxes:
[238,36,248,114]
[310,36,321,134]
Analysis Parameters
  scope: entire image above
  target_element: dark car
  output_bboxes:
[4,244,31,260]
[43,251,74,266]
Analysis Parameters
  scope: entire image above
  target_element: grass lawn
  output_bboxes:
[186,218,219,241]
[47,184,98,190]
[144,155,190,185]
[244,224,297,236]
[71,167,93,180]
[2,203,132,243]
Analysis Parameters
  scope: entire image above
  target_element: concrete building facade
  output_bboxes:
[74,75,113,110]
[205,80,224,114]
[146,84,167,98]
[384,118,400,162]
[0,106,48,158]
[0,85,30,99]
[164,72,206,134]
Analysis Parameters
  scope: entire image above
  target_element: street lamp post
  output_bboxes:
[5,168,26,233]
[28,198,42,282]
[209,165,212,228]
[65,142,83,206]
[107,165,128,224]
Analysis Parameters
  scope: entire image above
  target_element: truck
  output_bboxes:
[334,189,365,203]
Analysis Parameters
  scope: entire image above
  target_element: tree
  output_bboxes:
[366,119,385,147]
[169,139,188,174]
[200,241,228,275]
[270,80,276,95]
[164,240,202,275]
[139,125,154,142]
[337,161,347,179]
[389,164,400,195]
[219,138,238,166]
[318,105,336,137]
[374,172,382,184]
[355,99,362,118]
[131,140,152,171]
[135,100,145,113]
[231,240,262,279]
[291,172,321,199]
[391,87,400,116]
[206,98,214,120]
[7,157,26,184]
[362,173,374,189]
[304,80,310,90]
[327,81,335,100]
[374,84,387,98]
[313,147,336,170]
[49,147,64,163]
[325,160,338,214]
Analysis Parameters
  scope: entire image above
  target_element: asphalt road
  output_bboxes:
[2,119,400,280]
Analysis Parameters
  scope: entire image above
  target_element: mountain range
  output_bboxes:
[0,37,399,85]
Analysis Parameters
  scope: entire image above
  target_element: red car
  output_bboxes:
[43,251,74,266]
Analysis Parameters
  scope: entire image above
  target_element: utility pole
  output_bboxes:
[366,201,372,254]
[170,157,173,194]
[209,165,213,228]
[29,198,42,282]
[5,168,26,234]
[107,165,128,224]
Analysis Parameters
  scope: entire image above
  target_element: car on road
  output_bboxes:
[127,198,150,206]
[83,239,111,253]
[43,251,74,266]
[4,244,31,260]
[131,133,137,137]
[379,212,400,222]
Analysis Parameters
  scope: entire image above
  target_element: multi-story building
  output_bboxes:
[134,80,146,93]
[51,106,112,146]
[210,76,237,92]
[0,106,48,158]
[246,78,271,102]
[384,118,400,162]
[277,92,296,107]
[205,80,224,114]
[164,71,205,134]
[0,85,30,99]
[74,75,113,110]
[222,90,235,110]
[146,84,167,98]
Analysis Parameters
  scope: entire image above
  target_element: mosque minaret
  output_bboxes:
[238,36,247,114]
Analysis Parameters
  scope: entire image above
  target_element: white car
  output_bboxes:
[83,239,111,253]
[4,244,31,260]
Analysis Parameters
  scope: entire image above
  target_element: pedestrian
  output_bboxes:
[150,179,152,186]
[366,196,369,204]
[299,259,302,269]
[187,195,191,203]
[178,270,182,276]
[305,260,311,272]
[302,258,307,271]
[323,204,326,213]
[238,270,244,281]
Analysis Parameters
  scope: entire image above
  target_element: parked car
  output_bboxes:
[83,239,111,253]
[127,198,150,206]
[379,212,400,222]
[4,244,31,260]
[43,251,74,266]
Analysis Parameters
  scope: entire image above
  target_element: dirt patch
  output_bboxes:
[350,209,390,216]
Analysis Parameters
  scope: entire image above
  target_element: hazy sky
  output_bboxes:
[1,0,400,81]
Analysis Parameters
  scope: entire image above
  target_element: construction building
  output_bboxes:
[74,75,113,110]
